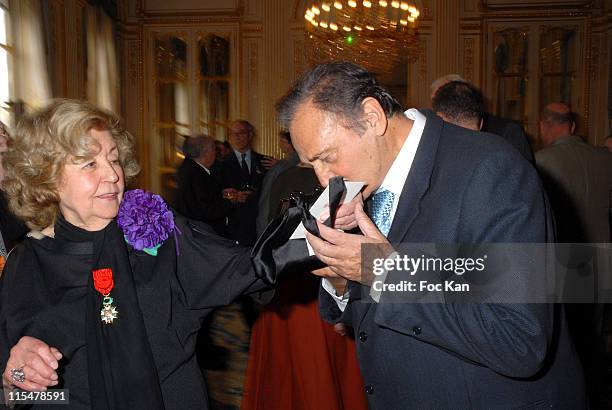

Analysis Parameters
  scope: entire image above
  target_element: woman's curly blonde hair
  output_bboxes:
[2,99,140,230]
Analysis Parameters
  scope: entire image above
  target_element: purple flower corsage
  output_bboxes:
[117,189,176,256]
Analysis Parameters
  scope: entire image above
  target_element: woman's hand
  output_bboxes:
[2,336,62,391]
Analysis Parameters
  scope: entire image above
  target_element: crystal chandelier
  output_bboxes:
[304,1,421,74]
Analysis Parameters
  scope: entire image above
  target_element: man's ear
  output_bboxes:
[361,97,388,136]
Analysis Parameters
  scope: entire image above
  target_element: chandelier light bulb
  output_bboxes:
[391,1,400,8]
[320,21,328,28]
[322,3,331,11]
[400,2,409,10]
[363,0,372,7]
[334,1,343,9]
[343,25,352,31]
[348,0,357,7]
[330,22,338,30]
[312,6,321,15]
[379,0,388,6]
[354,25,362,30]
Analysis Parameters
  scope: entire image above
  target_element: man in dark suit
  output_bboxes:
[276,62,586,408]
[219,120,273,246]
[431,74,535,164]
[175,135,236,236]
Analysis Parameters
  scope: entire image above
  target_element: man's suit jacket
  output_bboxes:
[175,158,232,236]
[219,151,267,245]
[536,135,612,243]
[319,112,586,409]
[483,113,535,164]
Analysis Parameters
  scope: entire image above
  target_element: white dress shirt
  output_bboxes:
[321,108,427,310]
[234,149,252,173]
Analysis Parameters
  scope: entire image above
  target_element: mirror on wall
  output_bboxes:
[539,27,577,112]
[148,30,233,200]
[493,27,529,128]
[152,34,188,201]
[198,34,230,141]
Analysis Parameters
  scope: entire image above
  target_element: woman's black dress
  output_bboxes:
[0,214,268,409]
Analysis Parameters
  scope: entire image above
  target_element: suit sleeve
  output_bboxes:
[374,150,554,378]
[501,122,535,165]
[173,216,272,310]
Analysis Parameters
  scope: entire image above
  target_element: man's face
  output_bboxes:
[289,101,385,198]
[279,135,293,156]
[228,123,253,152]
[201,144,216,168]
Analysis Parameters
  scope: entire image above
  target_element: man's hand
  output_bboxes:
[318,193,364,231]
[222,188,238,202]
[2,336,62,392]
[236,190,253,203]
[313,267,348,296]
[307,203,393,285]
[261,155,277,170]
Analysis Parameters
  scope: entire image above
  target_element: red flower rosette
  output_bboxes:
[92,268,114,295]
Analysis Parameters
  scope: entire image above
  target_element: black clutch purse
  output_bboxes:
[250,176,346,284]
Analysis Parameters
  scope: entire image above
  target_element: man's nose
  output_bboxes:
[313,166,336,188]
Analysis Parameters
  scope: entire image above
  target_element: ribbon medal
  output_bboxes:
[92,268,118,324]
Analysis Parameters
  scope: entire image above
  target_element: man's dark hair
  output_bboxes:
[541,106,576,126]
[276,61,404,134]
[432,81,484,125]
[280,130,291,144]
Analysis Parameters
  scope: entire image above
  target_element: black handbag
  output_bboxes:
[251,176,346,284]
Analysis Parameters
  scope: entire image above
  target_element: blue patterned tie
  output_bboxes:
[370,189,395,236]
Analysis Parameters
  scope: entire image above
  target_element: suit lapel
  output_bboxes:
[352,112,443,328]
[386,112,441,242]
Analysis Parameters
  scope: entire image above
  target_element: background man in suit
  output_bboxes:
[431,80,484,130]
[175,135,236,236]
[220,120,273,246]
[431,74,535,164]
[535,103,612,405]
[276,62,586,409]
[536,103,612,242]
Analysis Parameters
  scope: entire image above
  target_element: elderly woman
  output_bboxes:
[0,99,269,409]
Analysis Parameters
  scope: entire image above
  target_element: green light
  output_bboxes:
[346,35,354,44]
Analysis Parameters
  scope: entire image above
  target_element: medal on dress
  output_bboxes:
[92,268,118,324]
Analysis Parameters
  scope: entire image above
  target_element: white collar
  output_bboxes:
[194,159,211,175]
[377,108,426,197]
[234,149,251,162]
